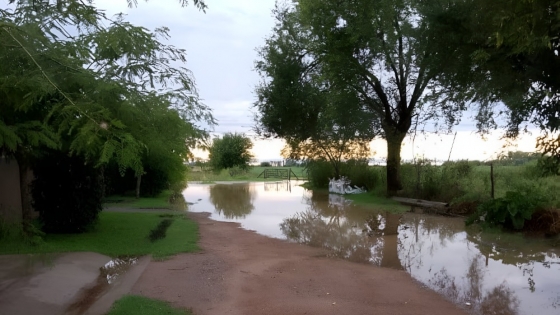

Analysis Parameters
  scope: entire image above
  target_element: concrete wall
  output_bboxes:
[0,156,23,223]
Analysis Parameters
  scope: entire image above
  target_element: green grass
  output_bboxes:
[187,166,308,182]
[0,212,199,259]
[104,190,172,209]
[344,193,409,213]
[107,295,191,315]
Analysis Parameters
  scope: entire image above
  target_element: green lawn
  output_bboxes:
[107,295,191,315]
[345,193,409,213]
[103,190,172,209]
[0,212,199,259]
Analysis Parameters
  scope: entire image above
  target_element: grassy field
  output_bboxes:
[344,193,409,213]
[107,295,191,315]
[187,166,309,182]
[103,190,173,209]
[0,212,198,259]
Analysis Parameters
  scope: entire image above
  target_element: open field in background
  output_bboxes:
[187,162,560,210]
[187,166,309,183]
[396,162,560,206]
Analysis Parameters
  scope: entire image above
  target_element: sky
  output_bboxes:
[93,0,538,161]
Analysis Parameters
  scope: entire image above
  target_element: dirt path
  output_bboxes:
[132,212,468,315]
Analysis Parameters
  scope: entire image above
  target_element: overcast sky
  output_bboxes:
[97,0,277,137]
[7,0,534,161]
[94,0,540,161]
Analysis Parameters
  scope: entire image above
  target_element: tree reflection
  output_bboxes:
[428,255,520,315]
[280,191,403,268]
[209,184,256,219]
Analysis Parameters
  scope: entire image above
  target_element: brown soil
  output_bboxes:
[132,212,468,315]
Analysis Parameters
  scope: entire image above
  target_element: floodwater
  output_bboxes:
[184,181,560,315]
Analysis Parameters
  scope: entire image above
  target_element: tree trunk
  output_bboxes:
[17,157,34,222]
[386,131,406,195]
[380,212,402,269]
[135,174,142,199]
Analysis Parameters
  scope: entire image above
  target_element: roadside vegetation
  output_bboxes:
[0,0,212,237]
[103,190,175,209]
[0,212,198,260]
[300,152,560,236]
[107,295,191,315]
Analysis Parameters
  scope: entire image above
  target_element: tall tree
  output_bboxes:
[428,0,560,164]
[208,133,254,173]
[255,0,472,194]
[255,3,378,178]
[0,0,214,219]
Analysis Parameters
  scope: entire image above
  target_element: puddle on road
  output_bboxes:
[0,253,57,292]
[66,256,138,315]
[102,257,138,284]
[185,182,560,315]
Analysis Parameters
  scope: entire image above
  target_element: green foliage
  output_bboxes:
[208,133,253,173]
[0,0,214,183]
[0,219,45,246]
[399,159,484,202]
[306,160,334,188]
[0,212,199,260]
[32,151,103,233]
[107,295,191,315]
[340,159,379,191]
[469,191,544,230]
[344,193,408,214]
[103,190,174,209]
[428,0,560,144]
[255,0,475,192]
[260,161,272,167]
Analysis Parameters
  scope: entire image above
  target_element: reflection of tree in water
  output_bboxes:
[280,191,403,268]
[467,231,560,295]
[401,215,560,315]
[428,255,520,315]
[209,184,256,219]
[399,215,466,273]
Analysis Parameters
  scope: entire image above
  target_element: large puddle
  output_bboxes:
[184,181,560,315]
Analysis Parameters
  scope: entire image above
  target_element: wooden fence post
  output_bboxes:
[490,163,495,199]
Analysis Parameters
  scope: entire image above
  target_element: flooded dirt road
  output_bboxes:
[178,182,560,315]
[132,211,468,315]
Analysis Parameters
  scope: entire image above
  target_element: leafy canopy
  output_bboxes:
[0,0,214,176]
[208,133,254,173]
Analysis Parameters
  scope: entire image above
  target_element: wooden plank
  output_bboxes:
[391,197,449,209]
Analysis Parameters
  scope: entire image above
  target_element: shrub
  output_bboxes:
[32,151,103,233]
[307,160,334,188]
[537,155,560,177]
[260,161,271,167]
[340,159,379,191]
[467,189,546,230]
[227,166,248,177]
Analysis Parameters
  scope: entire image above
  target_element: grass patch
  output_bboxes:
[148,219,173,242]
[0,212,198,259]
[345,193,409,213]
[104,190,172,209]
[107,295,191,315]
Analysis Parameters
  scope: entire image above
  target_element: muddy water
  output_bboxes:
[184,182,560,315]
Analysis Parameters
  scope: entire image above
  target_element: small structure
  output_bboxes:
[328,177,365,194]
[257,168,299,180]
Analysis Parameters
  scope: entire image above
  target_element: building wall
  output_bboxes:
[0,156,23,223]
